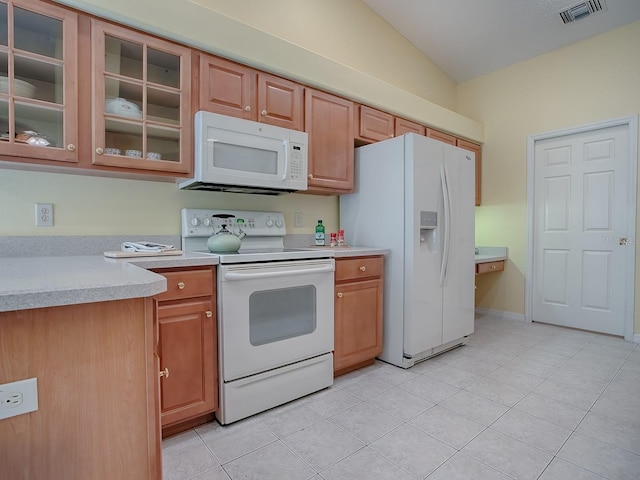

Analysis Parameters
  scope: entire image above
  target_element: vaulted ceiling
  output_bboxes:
[362,0,640,82]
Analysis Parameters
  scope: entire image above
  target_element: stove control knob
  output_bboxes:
[275,218,284,228]
[190,217,200,227]
[266,218,274,227]
[202,217,211,227]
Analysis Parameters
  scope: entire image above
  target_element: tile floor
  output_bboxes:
[162,313,640,480]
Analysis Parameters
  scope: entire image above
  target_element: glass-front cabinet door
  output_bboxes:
[91,20,191,174]
[0,0,77,162]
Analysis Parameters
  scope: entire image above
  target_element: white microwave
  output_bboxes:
[179,111,308,195]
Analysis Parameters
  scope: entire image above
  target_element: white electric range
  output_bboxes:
[181,208,335,424]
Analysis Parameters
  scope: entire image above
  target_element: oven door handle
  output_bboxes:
[223,265,334,281]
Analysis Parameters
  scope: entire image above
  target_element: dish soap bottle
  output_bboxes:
[315,220,325,246]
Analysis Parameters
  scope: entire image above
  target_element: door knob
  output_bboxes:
[619,237,629,245]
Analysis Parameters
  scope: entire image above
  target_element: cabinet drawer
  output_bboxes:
[335,256,383,282]
[154,269,214,301]
[476,261,504,275]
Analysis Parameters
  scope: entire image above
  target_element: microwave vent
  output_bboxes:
[559,0,606,24]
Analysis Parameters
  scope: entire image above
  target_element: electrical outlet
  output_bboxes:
[294,212,303,228]
[35,203,54,227]
[0,378,38,420]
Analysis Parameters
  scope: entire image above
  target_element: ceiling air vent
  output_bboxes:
[559,0,606,24]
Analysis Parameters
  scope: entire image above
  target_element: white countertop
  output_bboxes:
[475,246,508,264]
[301,246,390,257]
[0,247,387,313]
[0,255,165,312]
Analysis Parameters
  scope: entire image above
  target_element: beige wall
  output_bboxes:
[458,21,640,333]
[0,169,338,236]
[187,0,457,111]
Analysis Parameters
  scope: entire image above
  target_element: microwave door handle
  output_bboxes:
[282,140,289,181]
[223,265,334,281]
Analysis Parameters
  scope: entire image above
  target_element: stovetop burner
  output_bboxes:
[181,208,333,264]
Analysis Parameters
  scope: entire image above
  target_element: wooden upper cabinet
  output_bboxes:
[456,138,482,206]
[304,88,354,193]
[0,0,78,163]
[199,54,254,120]
[426,127,456,145]
[90,19,192,175]
[199,54,303,131]
[258,72,303,130]
[358,105,394,142]
[357,106,426,143]
[395,117,425,136]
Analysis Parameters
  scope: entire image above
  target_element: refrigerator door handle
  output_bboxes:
[440,164,452,287]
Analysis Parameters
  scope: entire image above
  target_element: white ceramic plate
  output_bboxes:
[0,77,37,98]
[105,98,143,119]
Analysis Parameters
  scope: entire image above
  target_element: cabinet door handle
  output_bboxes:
[205,310,213,318]
[159,367,169,378]
[360,266,366,272]
[261,109,267,116]
[96,147,104,155]
[308,173,314,179]
[177,282,185,289]
[337,292,343,298]
[244,105,251,112]
[67,144,76,151]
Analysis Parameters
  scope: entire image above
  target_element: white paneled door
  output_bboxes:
[531,121,635,337]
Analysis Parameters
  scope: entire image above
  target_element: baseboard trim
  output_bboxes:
[475,308,640,342]
[475,307,526,323]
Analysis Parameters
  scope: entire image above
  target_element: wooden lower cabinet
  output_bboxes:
[334,256,384,376]
[476,260,504,275]
[0,299,161,479]
[152,267,217,435]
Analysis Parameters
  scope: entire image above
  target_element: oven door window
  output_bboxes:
[249,285,316,346]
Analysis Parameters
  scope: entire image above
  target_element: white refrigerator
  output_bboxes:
[340,133,475,368]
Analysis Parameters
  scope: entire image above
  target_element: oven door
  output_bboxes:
[217,258,334,381]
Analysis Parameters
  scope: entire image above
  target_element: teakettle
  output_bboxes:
[206,214,246,253]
